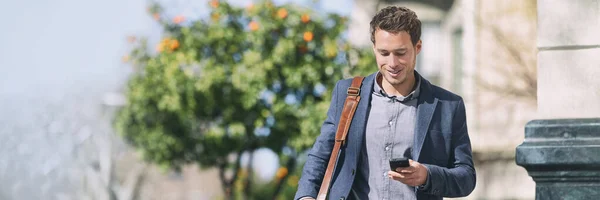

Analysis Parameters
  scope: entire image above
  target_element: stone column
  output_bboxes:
[516,0,600,199]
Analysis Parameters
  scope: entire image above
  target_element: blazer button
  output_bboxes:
[351,169,355,175]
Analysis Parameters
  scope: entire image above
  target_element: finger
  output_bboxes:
[388,170,403,178]
[390,174,416,181]
[388,171,412,180]
[409,159,421,167]
[389,174,417,184]
[388,171,417,180]
[396,166,417,174]
[398,173,418,180]
[396,167,415,174]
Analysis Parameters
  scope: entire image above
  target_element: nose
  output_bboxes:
[388,55,400,67]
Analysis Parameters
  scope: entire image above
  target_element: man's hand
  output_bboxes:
[387,159,428,186]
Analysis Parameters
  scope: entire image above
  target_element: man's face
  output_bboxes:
[372,29,421,87]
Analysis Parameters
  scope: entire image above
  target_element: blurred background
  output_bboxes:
[0,0,537,199]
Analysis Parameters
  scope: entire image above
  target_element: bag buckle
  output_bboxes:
[347,87,360,96]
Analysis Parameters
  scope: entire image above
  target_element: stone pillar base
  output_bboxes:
[516,118,600,199]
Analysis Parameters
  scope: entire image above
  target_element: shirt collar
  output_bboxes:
[373,71,421,103]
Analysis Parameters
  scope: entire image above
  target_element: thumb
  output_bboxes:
[409,159,420,167]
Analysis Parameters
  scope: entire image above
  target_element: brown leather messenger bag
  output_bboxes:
[316,76,364,200]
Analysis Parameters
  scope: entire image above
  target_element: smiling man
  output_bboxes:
[295,6,476,200]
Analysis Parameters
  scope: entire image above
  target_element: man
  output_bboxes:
[294,6,476,200]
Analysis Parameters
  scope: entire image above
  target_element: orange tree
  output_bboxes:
[116,0,374,199]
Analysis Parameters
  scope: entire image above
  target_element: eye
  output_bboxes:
[380,52,390,56]
[394,52,406,56]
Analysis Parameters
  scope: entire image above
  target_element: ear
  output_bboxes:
[415,40,422,55]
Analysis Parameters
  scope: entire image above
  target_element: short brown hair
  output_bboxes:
[370,6,421,46]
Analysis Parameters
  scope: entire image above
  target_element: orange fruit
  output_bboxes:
[173,15,185,24]
[277,8,288,19]
[275,167,288,179]
[301,14,310,23]
[249,21,259,31]
[211,13,220,21]
[210,0,219,8]
[169,39,180,50]
[303,31,313,42]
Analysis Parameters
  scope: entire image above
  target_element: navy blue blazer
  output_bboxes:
[294,72,476,200]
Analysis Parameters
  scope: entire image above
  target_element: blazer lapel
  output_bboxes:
[413,75,438,161]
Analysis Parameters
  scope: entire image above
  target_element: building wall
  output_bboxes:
[455,0,537,199]
[537,0,600,118]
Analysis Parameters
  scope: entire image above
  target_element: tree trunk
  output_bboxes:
[243,150,254,199]
[272,154,297,199]
[219,150,244,200]
[219,163,234,200]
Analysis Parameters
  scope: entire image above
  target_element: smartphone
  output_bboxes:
[389,158,410,171]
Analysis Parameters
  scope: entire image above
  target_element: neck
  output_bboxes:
[379,73,416,97]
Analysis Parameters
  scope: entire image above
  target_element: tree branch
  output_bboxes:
[474,13,537,102]
[116,164,147,200]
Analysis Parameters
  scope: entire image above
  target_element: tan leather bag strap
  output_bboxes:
[317,76,364,200]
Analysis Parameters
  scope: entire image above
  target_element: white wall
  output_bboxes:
[537,0,600,118]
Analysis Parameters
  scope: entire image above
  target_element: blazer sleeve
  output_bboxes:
[294,82,341,200]
[422,98,477,197]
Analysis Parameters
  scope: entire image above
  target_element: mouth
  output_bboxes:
[387,68,403,77]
